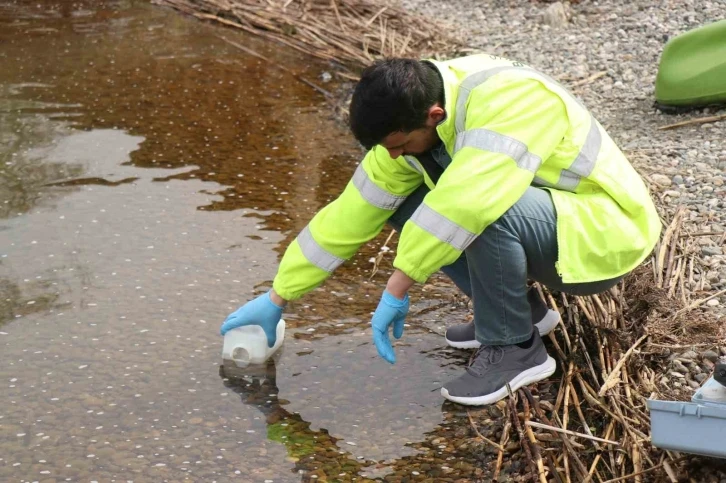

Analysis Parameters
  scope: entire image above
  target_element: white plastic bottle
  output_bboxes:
[221,319,286,367]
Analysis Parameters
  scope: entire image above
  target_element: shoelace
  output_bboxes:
[466,345,505,376]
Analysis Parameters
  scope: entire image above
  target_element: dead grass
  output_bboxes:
[153,0,461,71]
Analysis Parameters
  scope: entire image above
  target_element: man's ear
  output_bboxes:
[426,104,446,126]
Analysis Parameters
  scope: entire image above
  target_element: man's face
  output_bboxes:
[378,104,446,159]
[380,126,440,159]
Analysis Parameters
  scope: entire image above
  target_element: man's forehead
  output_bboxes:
[380,131,408,148]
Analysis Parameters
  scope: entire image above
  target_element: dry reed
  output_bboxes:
[153,0,461,71]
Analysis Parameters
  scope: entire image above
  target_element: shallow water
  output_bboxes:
[0,1,486,481]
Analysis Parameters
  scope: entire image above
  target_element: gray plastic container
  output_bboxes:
[647,378,726,458]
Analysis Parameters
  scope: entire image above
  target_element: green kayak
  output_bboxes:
[655,19,726,110]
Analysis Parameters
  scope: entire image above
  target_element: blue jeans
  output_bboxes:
[388,183,622,346]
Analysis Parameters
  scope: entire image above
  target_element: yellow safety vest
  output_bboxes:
[272,54,661,300]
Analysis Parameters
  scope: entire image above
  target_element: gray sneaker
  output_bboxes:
[441,331,556,406]
[445,288,560,349]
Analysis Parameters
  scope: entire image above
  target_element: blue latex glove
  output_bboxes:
[220,291,283,348]
[371,290,410,364]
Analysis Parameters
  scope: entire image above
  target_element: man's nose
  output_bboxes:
[387,148,404,159]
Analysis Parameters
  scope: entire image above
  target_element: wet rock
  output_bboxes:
[672,360,689,373]
[487,405,503,419]
[702,350,720,363]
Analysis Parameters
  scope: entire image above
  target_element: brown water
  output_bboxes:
[0,1,493,482]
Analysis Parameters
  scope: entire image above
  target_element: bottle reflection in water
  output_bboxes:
[218,357,373,480]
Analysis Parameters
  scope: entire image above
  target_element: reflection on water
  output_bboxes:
[0,0,489,481]
[221,359,377,481]
[0,108,84,219]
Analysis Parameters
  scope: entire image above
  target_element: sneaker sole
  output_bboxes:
[444,310,561,350]
[444,337,481,349]
[440,355,557,406]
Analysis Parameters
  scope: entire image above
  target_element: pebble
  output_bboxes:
[672,360,689,373]
[650,174,672,187]
[680,350,699,360]
[541,2,569,27]
[703,247,723,257]
[695,373,709,383]
[702,350,720,363]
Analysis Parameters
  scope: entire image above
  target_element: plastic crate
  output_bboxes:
[647,378,726,458]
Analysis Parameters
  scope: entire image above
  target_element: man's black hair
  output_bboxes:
[349,58,444,150]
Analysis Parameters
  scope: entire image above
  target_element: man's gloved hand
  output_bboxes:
[371,290,410,364]
[220,291,284,348]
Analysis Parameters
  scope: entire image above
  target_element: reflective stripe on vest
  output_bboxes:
[297,225,345,272]
[454,128,542,173]
[409,63,608,252]
[454,65,602,192]
[352,164,407,210]
[410,203,476,251]
[543,116,601,191]
[404,155,424,174]
[567,115,601,177]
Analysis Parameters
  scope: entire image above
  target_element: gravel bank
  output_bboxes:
[401,0,726,312]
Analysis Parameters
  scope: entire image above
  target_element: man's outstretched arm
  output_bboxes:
[222,148,422,341]
[271,146,423,301]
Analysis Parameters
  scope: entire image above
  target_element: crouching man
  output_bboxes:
[221,55,661,406]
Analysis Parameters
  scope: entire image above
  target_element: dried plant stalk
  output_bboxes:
[154,0,461,70]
